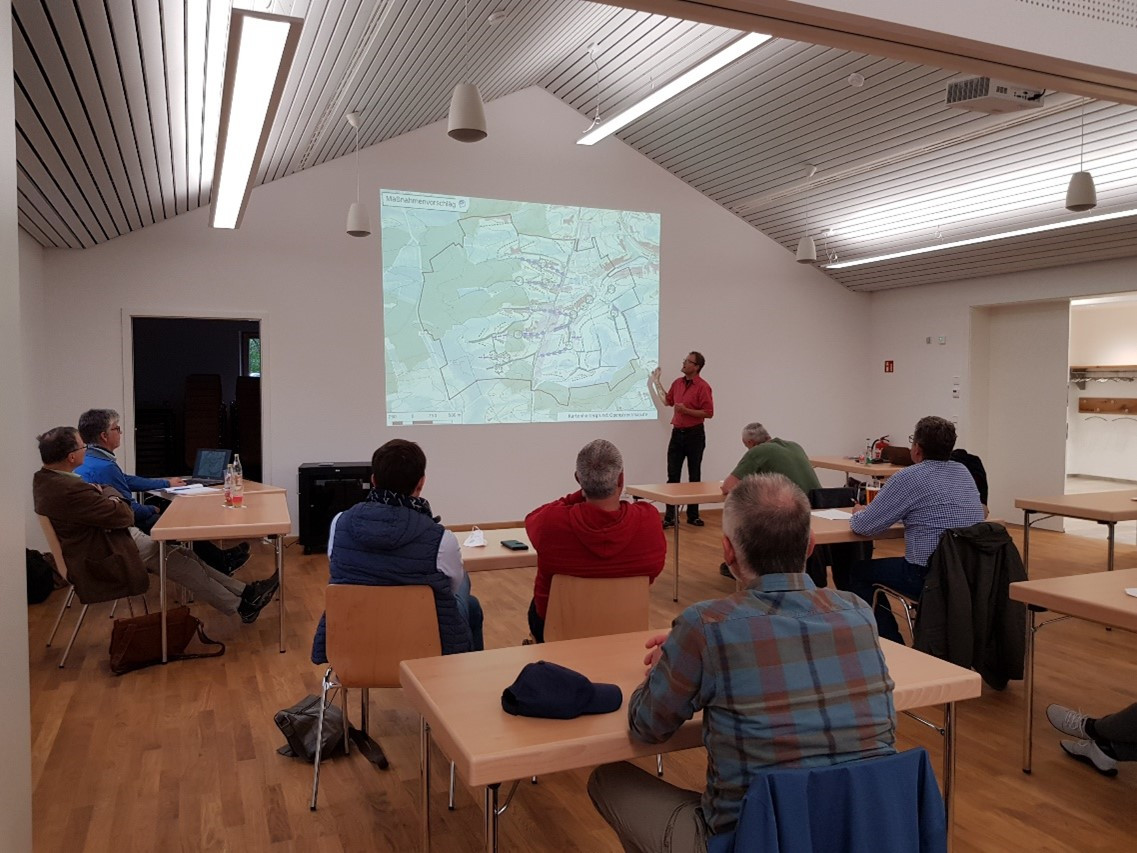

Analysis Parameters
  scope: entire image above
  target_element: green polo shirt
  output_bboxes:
[731,438,820,494]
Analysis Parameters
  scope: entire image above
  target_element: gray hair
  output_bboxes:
[576,439,623,499]
[78,408,120,444]
[723,473,811,577]
[742,422,771,445]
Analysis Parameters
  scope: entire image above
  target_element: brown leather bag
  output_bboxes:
[108,606,225,674]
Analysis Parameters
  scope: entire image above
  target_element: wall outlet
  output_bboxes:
[938,336,947,345]
[952,389,960,399]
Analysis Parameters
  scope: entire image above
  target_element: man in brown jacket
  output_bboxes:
[33,426,279,622]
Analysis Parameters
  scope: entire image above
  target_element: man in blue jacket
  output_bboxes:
[75,408,248,573]
[311,439,483,664]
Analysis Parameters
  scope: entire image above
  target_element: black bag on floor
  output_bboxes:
[275,694,347,763]
[27,549,55,604]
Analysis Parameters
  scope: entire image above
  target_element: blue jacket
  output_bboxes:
[76,445,170,531]
[310,501,472,664]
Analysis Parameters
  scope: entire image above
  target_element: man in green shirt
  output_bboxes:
[721,423,821,496]
[719,423,821,578]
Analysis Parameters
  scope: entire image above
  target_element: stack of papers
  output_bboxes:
[166,484,220,495]
[811,509,853,520]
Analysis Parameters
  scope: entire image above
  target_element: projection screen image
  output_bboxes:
[381,189,660,425]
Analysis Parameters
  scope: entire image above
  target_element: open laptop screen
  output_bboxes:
[193,448,232,480]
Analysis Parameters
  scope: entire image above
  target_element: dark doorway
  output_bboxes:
[131,317,262,482]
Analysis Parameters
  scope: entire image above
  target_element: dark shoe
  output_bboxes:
[662,517,675,529]
[238,576,280,623]
[719,562,733,578]
[223,548,251,575]
[687,517,704,527]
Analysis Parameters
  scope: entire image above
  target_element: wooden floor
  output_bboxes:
[28,517,1137,852]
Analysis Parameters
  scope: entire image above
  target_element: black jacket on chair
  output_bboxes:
[914,522,1026,690]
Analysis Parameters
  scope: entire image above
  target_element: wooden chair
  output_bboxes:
[310,584,443,811]
[543,574,651,642]
[39,514,144,668]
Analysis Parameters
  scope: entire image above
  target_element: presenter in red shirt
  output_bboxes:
[650,351,714,528]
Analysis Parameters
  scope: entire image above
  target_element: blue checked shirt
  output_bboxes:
[627,574,896,836]
[850,459,985,566]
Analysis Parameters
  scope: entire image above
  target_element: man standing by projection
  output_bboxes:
[650,351,714,528]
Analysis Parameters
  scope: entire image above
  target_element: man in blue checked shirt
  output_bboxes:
[847,415,986,642]
[588,473,896,851]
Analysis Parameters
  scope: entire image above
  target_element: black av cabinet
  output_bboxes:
[298,462,371,554]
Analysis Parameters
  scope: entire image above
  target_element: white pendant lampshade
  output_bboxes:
[448,82,487,143]
[795,235,817,264]
[1065,170,1097,212]
[346,201,371,237]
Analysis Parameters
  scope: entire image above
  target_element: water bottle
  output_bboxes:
[232,453,243,489]
[223,464,234,507]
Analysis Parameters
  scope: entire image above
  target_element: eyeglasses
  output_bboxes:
[70,444,87,454]
[108,425,122,432]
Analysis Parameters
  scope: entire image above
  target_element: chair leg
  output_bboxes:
[657,754,664,777]
[109,599,118,619]
[310,667,335,811]
[126,597,135,617]
[360,687,369,736]
[448,761,456,810]
[341,686,351,756]
[59,603,90,668]
[47,586,76,647]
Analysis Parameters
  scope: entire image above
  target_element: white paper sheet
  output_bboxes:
[811,509,853,520]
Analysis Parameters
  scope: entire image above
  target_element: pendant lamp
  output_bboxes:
[795,236,817,264]
[345,112,371,237]
[447,0,487,142]
[1065,98,1097,212]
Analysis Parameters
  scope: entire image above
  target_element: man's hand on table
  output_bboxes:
[643,633,669,677]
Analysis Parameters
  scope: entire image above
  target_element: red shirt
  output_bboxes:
[525,490,667,618]
[665,374,714,428]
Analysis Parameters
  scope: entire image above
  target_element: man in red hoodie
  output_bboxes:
[525,439,667,642]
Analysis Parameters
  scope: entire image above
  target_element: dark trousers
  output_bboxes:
[527,598,545,643]
[847,556,927,643]
[665,425,705,522]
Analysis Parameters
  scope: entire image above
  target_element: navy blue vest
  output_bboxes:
[310,501,472,664]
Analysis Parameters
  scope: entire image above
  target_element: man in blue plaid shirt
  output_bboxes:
[847,415,985,642]
[588,473,896,851]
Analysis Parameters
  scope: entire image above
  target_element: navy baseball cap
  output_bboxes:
[501,661,623,719]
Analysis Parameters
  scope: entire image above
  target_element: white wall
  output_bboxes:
[1,5,34,847]
[867,256,1137,517]
[27,87,871,528]
[1067,300,1137,481]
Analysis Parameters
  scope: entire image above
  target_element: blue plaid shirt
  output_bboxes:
[627,573,896,835]
[850,459,985,566]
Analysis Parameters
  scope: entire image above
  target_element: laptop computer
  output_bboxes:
[881,445,913,466]
[185,448,233,485]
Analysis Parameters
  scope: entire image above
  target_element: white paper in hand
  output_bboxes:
[463,527,486,547]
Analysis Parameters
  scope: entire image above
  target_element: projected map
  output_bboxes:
[381,190,660,425]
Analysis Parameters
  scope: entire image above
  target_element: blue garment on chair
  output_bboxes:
[707,748,946,853]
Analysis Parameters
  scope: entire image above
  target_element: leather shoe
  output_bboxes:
[662,517,675,529]
[719,562,733,578]
[687,518,705,527]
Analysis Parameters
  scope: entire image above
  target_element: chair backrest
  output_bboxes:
[325,585,442,688]
[708,748,945,853]
[37,514,69,583]
[543,574,650,642]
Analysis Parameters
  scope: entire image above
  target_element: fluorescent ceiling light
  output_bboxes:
[210,9,303,229]
[577,32,771,146]
[824,207,1137,269]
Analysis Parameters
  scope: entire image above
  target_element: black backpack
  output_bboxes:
[26,549,55,604]
[951,449,989,505]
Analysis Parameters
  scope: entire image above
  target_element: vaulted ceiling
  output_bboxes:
[12,0,1137,291]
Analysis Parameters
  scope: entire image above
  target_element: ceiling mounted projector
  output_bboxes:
[945,77,1045,113]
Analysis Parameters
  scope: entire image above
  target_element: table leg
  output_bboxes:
[484,783,501,853]
[159,540,168,663]
[420,718,432,853]
[1022,606,1037,774]
[1107,522,1116,572]
[673,508,680,602]
[944,701,956,853]
[1022,510,1031,578]
[276,534,285,652]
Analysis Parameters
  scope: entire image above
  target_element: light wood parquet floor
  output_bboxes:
[27,515,1137,852]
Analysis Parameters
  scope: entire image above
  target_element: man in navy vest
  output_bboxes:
[311,439,483,663]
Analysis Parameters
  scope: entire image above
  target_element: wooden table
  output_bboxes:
[810,510,904,546]
[809,455,904,479]
[157,479,287,496]
[1015,490,1137,575]
[625,482,726,601]
[150,490,291,661]
[455,527,537,572]
[1010,568,1137,773]
[400,630,982,853]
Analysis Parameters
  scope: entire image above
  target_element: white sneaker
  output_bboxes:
[1060,738,1118,776]
[1046,704,1089,738]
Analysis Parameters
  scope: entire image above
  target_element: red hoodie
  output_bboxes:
[525,490,667,618]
